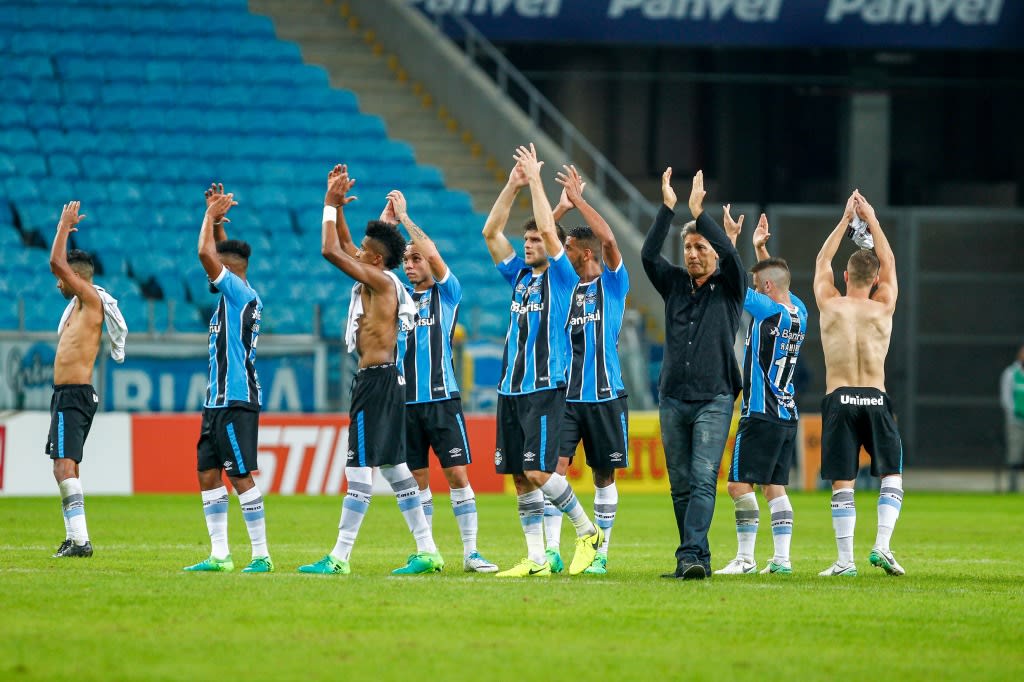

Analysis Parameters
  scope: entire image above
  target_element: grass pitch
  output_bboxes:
[1,491,1022,681]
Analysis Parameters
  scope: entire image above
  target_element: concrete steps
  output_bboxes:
[249,0,508,216]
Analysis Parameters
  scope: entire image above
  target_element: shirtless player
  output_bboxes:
[47,201,103,558]
[814,190,906,577]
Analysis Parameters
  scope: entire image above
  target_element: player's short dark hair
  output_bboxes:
[365,220,406,270]
[680,220,698,238]
[751,257,791,289]
[522,217,567,244]
[67,249,94,278]
[847,248,879,287]
[567,225,601,258]
[216,240,252,260]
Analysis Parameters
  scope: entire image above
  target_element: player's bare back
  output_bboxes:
[819,296,892,394]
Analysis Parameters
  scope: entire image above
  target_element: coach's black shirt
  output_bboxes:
[641,204,744,402]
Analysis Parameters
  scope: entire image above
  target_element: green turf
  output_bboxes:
[1,492,1022,681]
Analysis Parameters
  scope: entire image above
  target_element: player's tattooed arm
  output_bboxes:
[482,162,525,264]
[390,189,448,280]
[50,201,101,307]
[199,192,237,281]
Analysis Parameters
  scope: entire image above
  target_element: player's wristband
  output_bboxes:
[323,205,338,223]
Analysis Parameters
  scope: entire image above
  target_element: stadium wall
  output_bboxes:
[0,409,838,496]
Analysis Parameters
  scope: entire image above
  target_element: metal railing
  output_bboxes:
[428,11,658,228]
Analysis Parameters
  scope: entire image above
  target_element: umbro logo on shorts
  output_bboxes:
[449,448,463,457]
[494,450,503,466]
[92,394,99,403]
[223,460,233,470]
[523,451,536,462]
[610,452,624,462]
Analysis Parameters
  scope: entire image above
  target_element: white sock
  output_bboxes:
[517,489,545,564]
[594,482,618,555]
[450,485,478,556]
[381,463,436,554]
[419,487,434,531]
[238,485,268,559]
[876,475,904,552]
[831,488,856,565]
[62,505,72,541]
[733,492,759,561]
[543,500,563,551]
[768,494,793,565]
[200,486,229,559]
[332,467,372,562]
[540,473,596,537]
[59,478,89,545]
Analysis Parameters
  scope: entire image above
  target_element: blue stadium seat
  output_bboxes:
[8,56,54,80]
[171,302,206,333]
[0,128,38,152]
[57,58,105,82]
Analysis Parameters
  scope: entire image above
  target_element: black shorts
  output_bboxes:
[406,398,472,471]
[197,405,260,476]
[495,388,565,474]
[45,384,99,463]
[728,416,796,485]
[821,388,903,481]
[348,364,406,468]
[560,397,629,471]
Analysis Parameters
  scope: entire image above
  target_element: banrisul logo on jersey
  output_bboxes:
[1,341,56,410]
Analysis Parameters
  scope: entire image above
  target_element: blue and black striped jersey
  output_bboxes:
[205,267,262,409]
[495,250,578,396]
[566,262,629,403]
[740,289,807,422]
[398,269,461,404]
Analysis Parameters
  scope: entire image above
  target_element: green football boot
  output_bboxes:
[184,555,234,572]
[582,553,608,575]
[241,556,274,573]
[298,555,350,574]
[391,551,444,575]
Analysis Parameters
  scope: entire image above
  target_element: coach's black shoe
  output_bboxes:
[52,539,72,557]
[56,541,93,558]
[678,562,709,580]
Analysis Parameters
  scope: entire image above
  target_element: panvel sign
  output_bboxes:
[104,352,320,412]
[412,0,1021,49]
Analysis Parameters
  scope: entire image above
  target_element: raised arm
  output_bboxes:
[854,191,897,309]
[514,144,561,256]
[323,164,359,258]
[390,189,448,281]
[50,202,101,308]
[690,170,744,295]
[204,183,230,243]
[641,167,682,296]
[321,166,392,292]
[198,192,237,281]
[557,164,620,269]
[723,203,745,248]
[482,163,527,264]
[552,182,575,224]
[813,193,855,306]
[752,213,771,262]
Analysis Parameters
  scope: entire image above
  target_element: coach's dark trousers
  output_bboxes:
[659,394,734,570]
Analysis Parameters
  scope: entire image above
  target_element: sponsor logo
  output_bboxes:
[608,0,782,21]
[839,394,884,406]
[92,393,99,403]
[570,311,601,326]
[494,449,503,466]
[610,451,624,462]
[253,424,353,494]
[209,323,221,335]
[412,0,562,19]
[416,316,436,327]
[397,375,406,386]
[511,301,545,314]
[825,0,1003,26]
[223,460,234,470]
[523,451,537,462]
[575,293,585,307]
[5,342,56,409]
[448,447,463,457]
